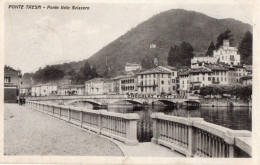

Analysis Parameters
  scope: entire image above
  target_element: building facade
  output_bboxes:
[4,66,22,102]
[85,78,110,95]
[213,39,241,66]
[119,74,138,94]
[125,63,142,72]
[137,67,172,95]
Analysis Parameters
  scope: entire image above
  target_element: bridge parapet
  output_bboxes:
[151,113,251,157]
[26,101,139,145]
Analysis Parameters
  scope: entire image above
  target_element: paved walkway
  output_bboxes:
[4,104,123,156]
[4,104,184,157]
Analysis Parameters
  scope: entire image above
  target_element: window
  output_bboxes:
[208,77,211,81]
[161,81,164,84]
[168,74,170,78]
[161,74,164,78]
[168,81,170,85]
[203,77,205,81]
[172,72,174,76]
[4,77,10,83]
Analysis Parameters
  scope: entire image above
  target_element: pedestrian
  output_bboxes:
[19,97,22,105]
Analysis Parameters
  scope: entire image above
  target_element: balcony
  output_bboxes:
[4,82,18,87]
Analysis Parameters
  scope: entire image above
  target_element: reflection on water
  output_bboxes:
[72,102,252,142]
[107,104,252,142]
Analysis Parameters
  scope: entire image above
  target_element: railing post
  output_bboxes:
[59,106,61,119]
[68,108,71,122]
[124,114,139,145]
[189,118,204,157]
[151,113,163,144]
[80,110,83,128]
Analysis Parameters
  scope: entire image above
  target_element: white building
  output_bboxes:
[137,66,172,95]
[213,39,241,66]
[158,65,178,93]
[191,56,217,66]
[125,63,142,72]
[31,85,41,96]
[85,78,111,95]
[119,74,138,95]
[40,84,58,96]
[20,85,32,96]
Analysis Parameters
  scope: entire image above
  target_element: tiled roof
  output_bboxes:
[240,74,252,80]
[138,67,171,75]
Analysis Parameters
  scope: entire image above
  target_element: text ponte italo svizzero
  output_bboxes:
[8,4,90,10]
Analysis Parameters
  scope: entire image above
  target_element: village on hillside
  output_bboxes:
[4,39,252,102]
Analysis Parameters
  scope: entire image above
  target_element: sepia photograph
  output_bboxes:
[1,0,259,164]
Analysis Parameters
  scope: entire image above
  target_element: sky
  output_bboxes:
[4,2,254,73]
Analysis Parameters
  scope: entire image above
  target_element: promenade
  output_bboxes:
[4,104,183,157]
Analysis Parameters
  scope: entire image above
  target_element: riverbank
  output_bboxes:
[200,98,251,107]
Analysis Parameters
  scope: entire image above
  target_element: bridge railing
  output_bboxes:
[151,113,252,158]
[26,101,139,145]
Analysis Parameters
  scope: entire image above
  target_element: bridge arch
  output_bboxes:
[66,99,102,106]
[150,99,176,105]
[110,99,143,105]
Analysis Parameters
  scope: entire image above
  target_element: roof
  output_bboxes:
[240,74,252,80]
[206,64,228,71]
[138,67,171,75]
[85,78,110,83]
[159,65,178,71]
[189,68,212,74]
[4,66,19,73]
[125,63,141,66]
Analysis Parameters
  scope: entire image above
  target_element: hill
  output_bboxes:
[23,9,252,84]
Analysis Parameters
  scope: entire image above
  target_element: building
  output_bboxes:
[31,85,41,96]
[85,78,111,95]
[111,75,123,94]
[119,73,138,94]
[213,39,241,66]
[191,55,217,66]
[137,66,172,95]
[4,66,22,102]
[207,65,229,85]
[235,66,248,83]
[20,84,32,96]
[31,83,58,96]
[58,85,70,95]
[158,65,178,94]
[178,72,190,96]
[69,84,85,95]
[240,74,252,85]
[125,63,142,72]
[40,83,58,96]
[189,68,212,94]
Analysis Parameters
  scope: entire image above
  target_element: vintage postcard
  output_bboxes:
[0,0,259,164]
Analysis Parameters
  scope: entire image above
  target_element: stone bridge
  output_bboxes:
[27,94,200,107]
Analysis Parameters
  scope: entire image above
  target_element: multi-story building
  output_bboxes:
[178,72,190,96]
[4,66,22,102]
[240,74,252,85]
[158,65,178,94]
[111,75,122,94]
[235,66,248,83]
[31,85,41,96]
[137,66,172,95]
[213,39,241,66]
[119,74,138,94]
[189,68,212,94]
[20,85,32,96]
[85,78,111,95]
[191,55,217,66]
[207,65,229,85]
[125,63,142,72]
[40,83,58,96]
[58,85,70,95]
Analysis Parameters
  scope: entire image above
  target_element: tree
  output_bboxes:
[141,56,154,69]
[215,29,234,50]
[238,31,252,65]
[91,65,99,78]
[167,42,194,67]
[206,41,215,57]
[82,61,92,79]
